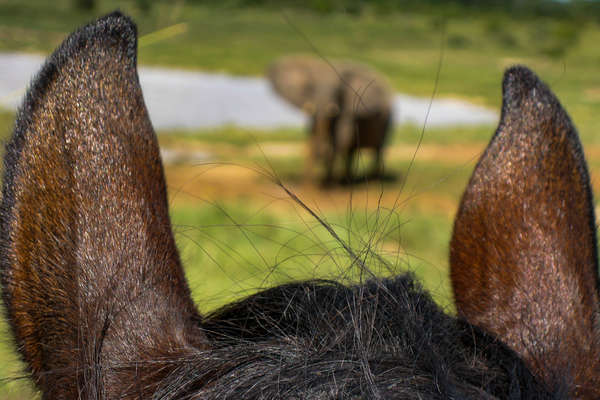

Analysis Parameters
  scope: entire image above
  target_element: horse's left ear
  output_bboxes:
[0,12,207,398]
[450,66,600,397]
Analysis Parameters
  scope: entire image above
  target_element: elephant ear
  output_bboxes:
[337,62,391,118]
[267,55,339,113]
[450,66,600,397]
[0,12,206,398]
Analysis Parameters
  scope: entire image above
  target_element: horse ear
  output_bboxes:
[0,12,206,398]
[450,66,600,396]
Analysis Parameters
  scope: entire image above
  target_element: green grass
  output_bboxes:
[173,199,454,313]
[2,1,600,141]
[157,124,494,147]
[0,323,36,399]
[0,110,15,141]
[158,126,305,147]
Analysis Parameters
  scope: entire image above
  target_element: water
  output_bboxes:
[0,52,497,130]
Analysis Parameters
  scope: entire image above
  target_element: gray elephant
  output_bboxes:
[267,55,393,184]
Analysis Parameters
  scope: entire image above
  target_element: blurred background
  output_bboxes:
[2,0,600,397]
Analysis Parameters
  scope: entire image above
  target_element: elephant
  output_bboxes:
[267,55,393,184]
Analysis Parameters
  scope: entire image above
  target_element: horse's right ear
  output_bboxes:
[0,12,206,398]
[450,66,600,397]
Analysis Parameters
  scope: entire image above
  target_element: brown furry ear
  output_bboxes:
[0,12,206,398]
[450,66,600,396]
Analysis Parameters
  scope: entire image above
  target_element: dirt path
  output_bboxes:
[163,142,487,218]
[164,140,600,219]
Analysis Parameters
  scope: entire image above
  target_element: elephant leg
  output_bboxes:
[304,118,319,183]
[369,111,392,180]
[304,138,316,184]
[322,145,336,186]
[313,115,336,185]
[335,113,355,184]
[344,147,357,183]
[370,146,384,179]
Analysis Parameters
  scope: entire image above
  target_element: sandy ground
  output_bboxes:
[162,141,486,218]
[162,139,600,222]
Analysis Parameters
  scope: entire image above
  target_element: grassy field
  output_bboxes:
[2,0,600,138]
[1,1,600,397]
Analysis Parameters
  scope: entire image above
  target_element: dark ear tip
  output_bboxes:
[94,10,137,40]
[501,65,555,112]
[503,65,538,87]
[18,11,138,118]
[502,66,539,104]
[57,10,138,66]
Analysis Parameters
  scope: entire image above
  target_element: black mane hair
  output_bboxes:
[188,275,555,399]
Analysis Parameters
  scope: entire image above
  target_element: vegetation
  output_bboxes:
[2,1,600,138]
[189,0,600,19]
